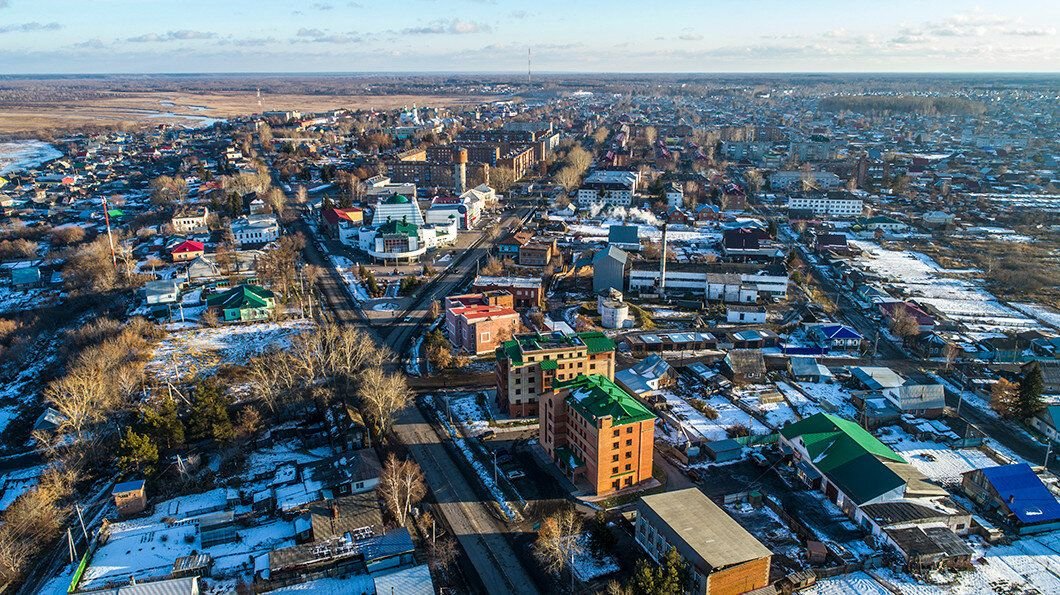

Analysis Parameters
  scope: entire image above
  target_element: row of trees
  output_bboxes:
[245,323,411,438]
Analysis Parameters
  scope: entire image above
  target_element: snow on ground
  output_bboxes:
[269,575,375,594]
[571,533,620,581]
[776,380,858,419]
[734,384,799,429]
[0,140,63,174]
[0,464,46,513]
[329,254,371,302]
[804,571,892,595]
[849,240,1036,332]
[1011,302,1060,331]
[447,392,492,438]
[147,319,313,381]
[881,428,998,486]
[657,388,769,443]
[241,440,333,484]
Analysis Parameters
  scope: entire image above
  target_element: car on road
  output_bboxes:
[403,316,414,323]
[505,468,525,480]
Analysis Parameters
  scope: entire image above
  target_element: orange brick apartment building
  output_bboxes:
[539,374,655,496]
[495,331,616,417]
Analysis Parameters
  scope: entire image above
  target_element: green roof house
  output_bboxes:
[205,284,276,322]
[780,413,928,522]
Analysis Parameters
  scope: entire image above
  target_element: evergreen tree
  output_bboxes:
[142,397,185,450]
[365,271,380,296]
[1017,362,1045,420]
[188,380,235,442]
[117,427,160,476]
[657,547,689,594]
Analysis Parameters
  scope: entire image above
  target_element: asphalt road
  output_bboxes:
[393,404,541,595]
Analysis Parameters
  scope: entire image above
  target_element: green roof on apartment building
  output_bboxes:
[384,194,412,204]
[496,331,616,366]
[556,374,655,427]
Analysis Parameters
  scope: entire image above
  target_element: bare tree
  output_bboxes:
[358,368,413,438]
[889,305,920,344]
[534,507,584,578]
[555,166,582,193]
[378,453,427,527]
[490,166,517,193]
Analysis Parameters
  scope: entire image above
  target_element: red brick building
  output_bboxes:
[443,292,519,355]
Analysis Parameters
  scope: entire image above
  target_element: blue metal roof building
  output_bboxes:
[964,463,1060,534]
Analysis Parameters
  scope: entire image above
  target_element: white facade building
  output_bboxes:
[231,214,280,246]
[576,170,639,208]
[787,195,864,218]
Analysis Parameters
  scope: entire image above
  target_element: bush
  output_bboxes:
[689,399,719,420]
[725,424,751,438]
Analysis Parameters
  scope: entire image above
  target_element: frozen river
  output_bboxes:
[0,140,63,175]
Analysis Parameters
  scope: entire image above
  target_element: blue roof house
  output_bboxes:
[961,463,1060,534]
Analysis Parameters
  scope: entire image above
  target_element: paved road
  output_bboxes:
[393,405,541,595]
[380,205,535,356]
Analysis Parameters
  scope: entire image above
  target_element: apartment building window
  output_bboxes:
[626,427,633,434]
[612,454,619,462]
[613,429,620,437]
[625,464,631,471]
[612,467,618,474]
[612,442,619,449]
[625,451,632,459]
[625,439,633,447]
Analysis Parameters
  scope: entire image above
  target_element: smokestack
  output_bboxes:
[659,223,668,298]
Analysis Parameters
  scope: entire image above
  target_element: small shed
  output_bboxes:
[703,439,743,463]
[11,266,41,287]
[112,479,147,517]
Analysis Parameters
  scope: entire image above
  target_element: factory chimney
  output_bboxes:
[659,223,668,298]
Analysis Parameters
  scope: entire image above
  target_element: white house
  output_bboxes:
[664,182,684,209]
[231,214,280,246]
[726,305,767,324]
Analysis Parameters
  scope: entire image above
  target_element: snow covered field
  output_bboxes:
[657,388,769,443]
[850,241,1038,332]
[147,319,313,381]
[734,384,799,429]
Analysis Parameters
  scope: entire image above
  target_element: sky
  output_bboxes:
[0,0,1057,73]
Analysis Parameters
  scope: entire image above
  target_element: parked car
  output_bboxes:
[750,451,769,467]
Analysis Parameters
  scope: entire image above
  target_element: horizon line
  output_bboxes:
[2,70,1059,77]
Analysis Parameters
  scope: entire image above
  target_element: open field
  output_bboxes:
[0,91,490,136]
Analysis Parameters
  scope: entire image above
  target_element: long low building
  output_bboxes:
[629,262,788,301]
[635,488,772,595]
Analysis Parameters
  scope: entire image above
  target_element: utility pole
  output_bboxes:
[493,450,498,484]
[1045,439,1053,469]
[75,504,89,542]
[101,196,117,267]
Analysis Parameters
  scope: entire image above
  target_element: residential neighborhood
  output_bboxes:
[0,8,1058,595]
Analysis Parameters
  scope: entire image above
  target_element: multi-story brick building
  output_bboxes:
[443,292,519,355]
[495,331,616,417]
[636,488,772,595]
[472,275,544,309]
[539,374,655,495]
